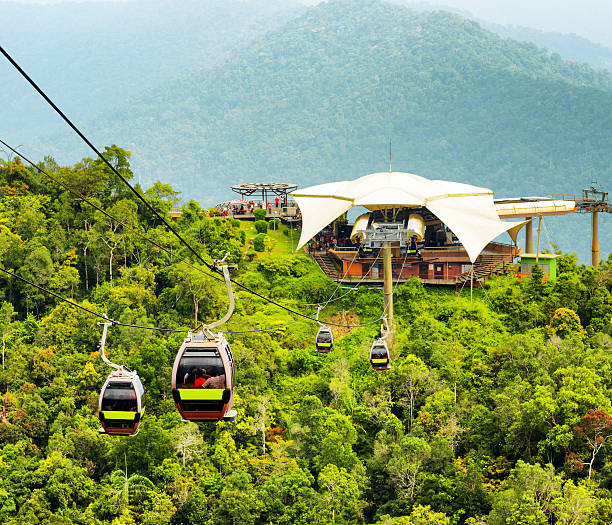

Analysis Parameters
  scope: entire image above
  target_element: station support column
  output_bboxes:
[593,212,599,267]
[382,242,395,347]
[525,218,533,253]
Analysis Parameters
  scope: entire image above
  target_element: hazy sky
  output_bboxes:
[2,0,612,48]
[423,0,612,48]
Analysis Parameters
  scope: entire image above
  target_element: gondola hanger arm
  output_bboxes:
[380,317,390,340]
[316,305,324,327]
[98,320,122,371]
[204,261,235,332]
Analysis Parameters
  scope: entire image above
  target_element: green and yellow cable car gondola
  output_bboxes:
[96,321,145,436]
[171,331,236,422]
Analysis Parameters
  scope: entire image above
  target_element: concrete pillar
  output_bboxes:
[525,218,533,253]
[592,212,599,267]
[382,242,393,323]
[382,242,395,349]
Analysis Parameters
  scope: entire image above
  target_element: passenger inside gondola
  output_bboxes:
[203,374,226,389]
[371,346,388,361]
[317,331,332,344]
[101,382,137,412]
[178,349,224,389]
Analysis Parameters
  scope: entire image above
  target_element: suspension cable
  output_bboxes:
[0,265,310,335]
[0,46,382,328]
[319,248,360,310]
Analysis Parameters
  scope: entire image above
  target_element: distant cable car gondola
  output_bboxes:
[97,322,145,436]
[171,257,237,422]
[370,318,391,370]
[99,371,145,436]
[369,339,391,370]
[315,326,334,353]
[315,306,333,353]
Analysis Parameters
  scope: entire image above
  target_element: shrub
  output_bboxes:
[253,233,266,252]
[254,220,268,234]
[253,209,266,221]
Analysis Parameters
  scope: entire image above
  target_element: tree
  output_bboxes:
[173,422,203,468]
[168,262,217,324]
[395,355,430,431]
[488,461,560,525]
[573,409,612,480]
[387,436,432,499]
[317,464,361,523]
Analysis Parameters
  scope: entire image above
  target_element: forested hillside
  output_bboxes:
[1,149,612,523]
[481,23,612,73]
[0,0,303,136]
[49,0,612,201]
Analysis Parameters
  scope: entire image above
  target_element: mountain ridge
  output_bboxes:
[13,0,612,259]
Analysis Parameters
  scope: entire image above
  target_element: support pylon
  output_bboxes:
[592,212,599,267]
[525,218,533,253]
[382,242,395,348]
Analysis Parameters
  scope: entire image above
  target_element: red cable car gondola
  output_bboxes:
[171,259,237,422]
[171,331,237,422]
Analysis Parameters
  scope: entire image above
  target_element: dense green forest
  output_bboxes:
[1,148,612,524]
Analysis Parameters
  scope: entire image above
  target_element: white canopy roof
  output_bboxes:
[292,171,524,263]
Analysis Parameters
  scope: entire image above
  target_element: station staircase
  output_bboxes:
[314,252,341,279]
[455,252,515,285]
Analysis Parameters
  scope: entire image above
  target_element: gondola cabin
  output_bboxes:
[369,340,391,370]
[315,326,334,353]
[98,372,145,436]
[172,332,237,422]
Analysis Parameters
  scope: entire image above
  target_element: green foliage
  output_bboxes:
[254,220,268,234]
[253,209,266,221]
[253,233,266,252]
[0,143,610,524]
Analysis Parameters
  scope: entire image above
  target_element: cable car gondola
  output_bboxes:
[171,258,237,422]
[315,325,334,353]
[315,305,333,353]
[96,321,145,436]
[172,331,237,422]
[370,318,391,371]
[98,371,145,436]
[369,339,391,370]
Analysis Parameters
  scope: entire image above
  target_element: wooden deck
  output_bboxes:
[311,242,519,286]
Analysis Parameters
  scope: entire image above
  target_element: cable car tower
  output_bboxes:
[553,184,611,266]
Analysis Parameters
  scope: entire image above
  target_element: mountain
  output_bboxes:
[401,1,612,73]
[0,0,304,136]
[480,24,612,74]
[18,0,612,259]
